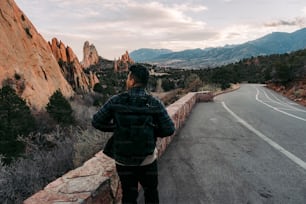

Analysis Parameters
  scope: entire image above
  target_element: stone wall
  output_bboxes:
[24,91,213,204]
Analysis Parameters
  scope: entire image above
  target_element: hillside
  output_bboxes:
[130,28,306,69]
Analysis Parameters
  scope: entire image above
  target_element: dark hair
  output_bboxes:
[129,64,149,86]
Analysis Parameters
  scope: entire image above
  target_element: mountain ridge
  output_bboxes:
[130,48,173,62]
[130,28,306,68]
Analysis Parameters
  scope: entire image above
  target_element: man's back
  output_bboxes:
[92,64,175,204]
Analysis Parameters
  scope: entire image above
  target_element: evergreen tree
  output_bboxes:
[161,78,175,91]
[0,86,36,163]
[93,83,103,93]
[46,90,75,125]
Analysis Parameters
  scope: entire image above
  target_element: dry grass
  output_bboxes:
[0,131,74,204]
[72,127,111,167]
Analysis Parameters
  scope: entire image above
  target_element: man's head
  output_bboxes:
[126,64,149,90]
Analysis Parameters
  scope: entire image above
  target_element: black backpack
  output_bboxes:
[110,94,161,165]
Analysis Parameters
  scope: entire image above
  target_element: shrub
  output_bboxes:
[46,90,75,126]
[24,27,32,38]
[221,82,231,90]
[93,83,103,93]
[161,78,175,91]
[0,86,36,164]
[70,95,101,128]
[72,127,111,167]
[185,74,203,91]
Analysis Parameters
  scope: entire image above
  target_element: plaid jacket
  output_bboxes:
[92,87,175,164]
[92,87,175,137]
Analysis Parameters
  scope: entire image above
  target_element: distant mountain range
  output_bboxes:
[130,28,306,69]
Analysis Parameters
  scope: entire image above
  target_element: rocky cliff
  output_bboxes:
[0,0,74,110]
[49,38,99,93]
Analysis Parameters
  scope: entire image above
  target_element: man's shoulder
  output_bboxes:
[147,94,164,106]
[109,92,128,102]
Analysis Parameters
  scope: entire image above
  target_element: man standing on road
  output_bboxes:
[92,64,175,204]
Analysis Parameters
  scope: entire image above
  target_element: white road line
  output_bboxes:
[262,88,306,113]
[256,89,306,122]
[262,89,275,102]
[221,101,306,171]
[278,108,302,111]
[265,89,284,103]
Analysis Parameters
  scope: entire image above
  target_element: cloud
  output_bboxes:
[40,1,208,34]
[29,0,212,58]
[51,1,210,42]
[173,3,208,12]
[264,17,306,27]
[203,23,283,48]
[263,6,306,28]
[209,25,255,46]
[264,18,306,28]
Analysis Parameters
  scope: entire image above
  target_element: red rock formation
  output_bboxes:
[0,0,74,110]
[81,41,99,69]
[49,38,99,93]
[114,51,134,72]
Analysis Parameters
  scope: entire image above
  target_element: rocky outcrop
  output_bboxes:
[81,41,100,69]
[0,0,74,110]
[114,51,134,72]
[49,38,99,93]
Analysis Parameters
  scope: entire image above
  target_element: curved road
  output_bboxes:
[140,84,306,204]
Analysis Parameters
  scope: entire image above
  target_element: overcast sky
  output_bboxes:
[15,0,306,60]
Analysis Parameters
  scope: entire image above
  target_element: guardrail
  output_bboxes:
[24,91,213,204]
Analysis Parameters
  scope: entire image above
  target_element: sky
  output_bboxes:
[15,0,306,60]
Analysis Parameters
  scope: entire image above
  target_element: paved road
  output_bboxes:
[140,84,306,204]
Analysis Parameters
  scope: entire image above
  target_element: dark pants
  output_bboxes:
[116,160,159,204]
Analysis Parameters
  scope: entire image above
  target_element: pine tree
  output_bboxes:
[46,90,75,126]
[0,86,36,163]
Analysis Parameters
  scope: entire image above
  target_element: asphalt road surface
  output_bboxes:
[139,84,306,204]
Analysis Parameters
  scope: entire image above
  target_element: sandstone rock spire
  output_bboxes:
[81,41,99,69]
